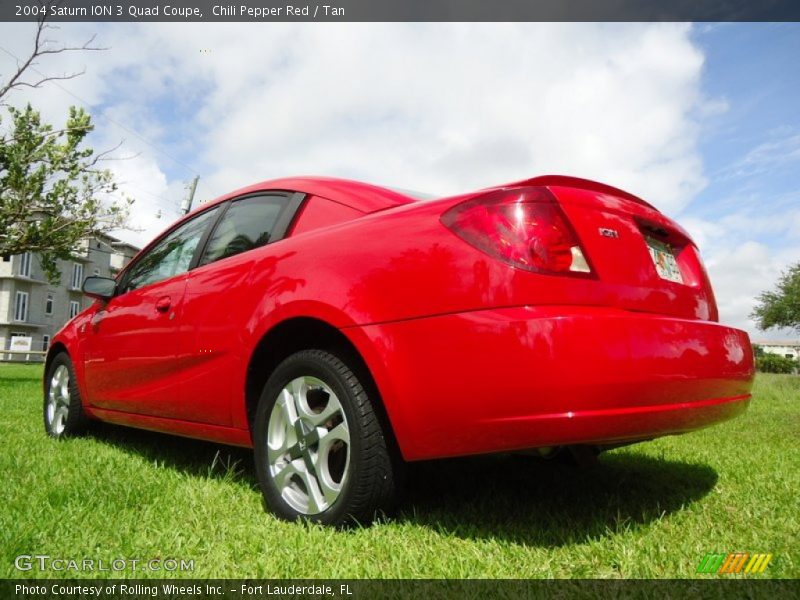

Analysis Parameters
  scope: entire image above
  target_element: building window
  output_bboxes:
[14,291,29,321]
[69,300,80,319]
[45,293,54,315]
[19,252,32,277]
[2,255,10,262]
[71,263,84,289]
[42,335,50,352]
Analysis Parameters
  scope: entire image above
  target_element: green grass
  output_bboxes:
[0,363,797,579]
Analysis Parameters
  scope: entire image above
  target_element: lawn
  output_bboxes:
[0,363,796,579]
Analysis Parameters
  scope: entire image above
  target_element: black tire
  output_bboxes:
[43,352,89,438]
[253,349,397,526]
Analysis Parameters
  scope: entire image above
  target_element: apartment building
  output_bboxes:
[0,234,139,358]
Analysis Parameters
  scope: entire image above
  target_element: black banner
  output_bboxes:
[2,0,800,23]
[2,579,799,600]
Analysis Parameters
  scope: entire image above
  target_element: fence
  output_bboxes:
[1,350,46,363]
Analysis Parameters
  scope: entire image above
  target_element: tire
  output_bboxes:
[253,349,397,526]
[43,352,89,438]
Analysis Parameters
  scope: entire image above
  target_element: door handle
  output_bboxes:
[155,296,172,313]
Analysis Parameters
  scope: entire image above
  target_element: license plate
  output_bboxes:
[646,237,683,283]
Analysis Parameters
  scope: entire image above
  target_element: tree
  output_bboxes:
[751,262,800,334]
[0,16,130,283]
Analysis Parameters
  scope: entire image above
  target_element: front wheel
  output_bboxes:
[43,352,89,438]
[253,349,397,526]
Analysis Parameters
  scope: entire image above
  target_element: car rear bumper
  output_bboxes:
[351,306,755,461]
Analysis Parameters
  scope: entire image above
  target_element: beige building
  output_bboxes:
[754,340,800,361]
[0,234,139,359]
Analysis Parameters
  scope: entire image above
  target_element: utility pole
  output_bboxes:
[180,175,200,215]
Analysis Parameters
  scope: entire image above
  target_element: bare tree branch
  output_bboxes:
[90,140,125,163]
[0,5,106,103]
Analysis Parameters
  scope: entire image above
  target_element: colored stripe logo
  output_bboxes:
[697,553,773,574]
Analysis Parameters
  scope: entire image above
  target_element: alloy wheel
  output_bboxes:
[46,364,71,436]
[266,376,351,515]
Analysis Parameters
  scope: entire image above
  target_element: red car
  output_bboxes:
[44,175,755,525]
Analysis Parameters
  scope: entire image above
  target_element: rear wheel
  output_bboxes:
[253,349,397,526]
[43,353,89,438]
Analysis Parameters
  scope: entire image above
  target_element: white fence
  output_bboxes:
[1,350,46,363]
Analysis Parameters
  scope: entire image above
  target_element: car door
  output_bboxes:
[83,206,221,417]
[177,192,302,426]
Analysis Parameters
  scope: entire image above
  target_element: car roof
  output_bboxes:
[196,176,418,215]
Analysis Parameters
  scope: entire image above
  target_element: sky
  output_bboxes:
[0,22,798,340]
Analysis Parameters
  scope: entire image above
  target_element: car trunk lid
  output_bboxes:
[538,179,718,321]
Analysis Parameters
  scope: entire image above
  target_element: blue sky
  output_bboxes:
[690,23,800,220]
[0,22,797,339]
[677,24,800,339]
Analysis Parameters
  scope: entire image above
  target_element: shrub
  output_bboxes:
[756,354,798,374]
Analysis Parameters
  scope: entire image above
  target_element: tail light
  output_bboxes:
[440,187,593,276]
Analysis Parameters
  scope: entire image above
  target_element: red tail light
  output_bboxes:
[440,187,593,276]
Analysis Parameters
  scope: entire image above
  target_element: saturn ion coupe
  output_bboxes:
[44,175,755,525]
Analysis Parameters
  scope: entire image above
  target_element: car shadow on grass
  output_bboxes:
[398,451,718,547]
[86,423,717,546]
[86,421,259,486]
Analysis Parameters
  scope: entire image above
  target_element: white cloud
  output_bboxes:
[710,243,799,341]
[3,22,714,215]
[8,22,792,340]
[683,214,799,340]
[177,22,710,213]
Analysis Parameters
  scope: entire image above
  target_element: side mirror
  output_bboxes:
[82,276,116,300]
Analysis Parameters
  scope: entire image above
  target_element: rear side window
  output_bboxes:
[199,195,288,266]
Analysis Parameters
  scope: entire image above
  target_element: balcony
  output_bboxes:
[71,239,92,261]
[0,274,48,285]
[0,320,43,329]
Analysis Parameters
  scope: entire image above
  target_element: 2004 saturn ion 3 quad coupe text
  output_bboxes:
[43,175,755,526]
